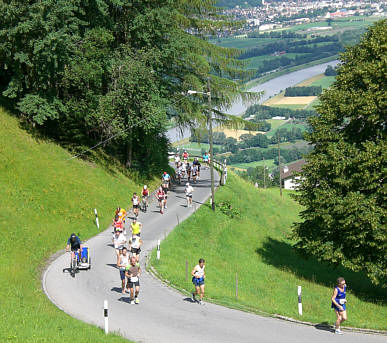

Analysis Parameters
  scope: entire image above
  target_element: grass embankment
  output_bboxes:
[0,109,160,342]
[150,172,387,330]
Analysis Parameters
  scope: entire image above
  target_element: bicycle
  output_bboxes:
[67,250,80,277]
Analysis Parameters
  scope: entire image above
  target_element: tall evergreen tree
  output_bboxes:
[292,20,387,286]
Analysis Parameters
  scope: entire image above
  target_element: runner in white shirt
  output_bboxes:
[191,258,206,305]
[112,228,127,262]
[174,154,180,168]
[117,247,131,294]
[185,182,194,208]
[181,162,187,179]
[132,192,140,218]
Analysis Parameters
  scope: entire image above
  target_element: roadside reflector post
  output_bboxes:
[298,286,302,316]
[157,240,160,260]
[104,300,108,334]
[94,208,100,229]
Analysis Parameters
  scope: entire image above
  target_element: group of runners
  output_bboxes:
[65,150,348,325]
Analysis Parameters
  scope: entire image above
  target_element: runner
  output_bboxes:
[112,214,123,233]
[182,150,189,161]
[116,207,127,224]
[162,171,171,190]
[192,164,198,183]
[112,228,127,262]
[141,185,149,212]
[196,159,201,179]
[331,277,348,334]
[132,192,140,218]
[176,164,182,184]
[125,256,141,304]
[129,235,142,263]
[130,218,142,236]
[162,179,169,209]
[117,247,131,294]
[203,152,209,167]
[156,186,166,214]
[181,161,186,179]
[186,162,191,182]
[174,153,181,168]
[185,182,194,208]
[191,258,206,305]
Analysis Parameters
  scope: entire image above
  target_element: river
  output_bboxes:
[167,60,339,142]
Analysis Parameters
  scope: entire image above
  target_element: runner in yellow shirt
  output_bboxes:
[130,218,142,236]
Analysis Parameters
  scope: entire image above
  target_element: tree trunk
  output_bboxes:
[125,130,132,168]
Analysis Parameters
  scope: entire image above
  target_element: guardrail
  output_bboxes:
[168,152,228,186]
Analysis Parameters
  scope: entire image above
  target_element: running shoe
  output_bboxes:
[130,299,135,304]
[335,329,343,335]
[135,297,140,304]
[192,292,196,302]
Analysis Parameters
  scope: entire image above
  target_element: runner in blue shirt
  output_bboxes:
[331,277,347,334]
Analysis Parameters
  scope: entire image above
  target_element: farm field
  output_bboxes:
[151,172,387,330]
[215,127,266,141]
[230,159,276,170]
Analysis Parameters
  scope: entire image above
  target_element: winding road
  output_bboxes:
[43,167,385,343]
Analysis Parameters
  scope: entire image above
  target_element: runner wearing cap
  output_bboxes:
[130,218,142,236]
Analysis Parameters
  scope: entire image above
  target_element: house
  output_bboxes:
[280,159,306,190]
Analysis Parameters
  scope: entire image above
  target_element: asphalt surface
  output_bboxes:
[43,166,385,343]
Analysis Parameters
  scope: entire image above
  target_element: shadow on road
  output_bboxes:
[106,264,118,269]
[183,297,197,303]
[255,237,387,304]
[111,287,124,294]
[118,297,131,303]
[314,323,334,333]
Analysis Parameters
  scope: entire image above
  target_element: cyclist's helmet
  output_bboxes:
[70,233,76,241]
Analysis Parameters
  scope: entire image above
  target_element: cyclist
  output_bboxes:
[130,218,142,236]
[112,228,127,261]
[132,192,140,218]
[186,162,191,182]
[129,235,142,263]
[66,233,83,261]
[141,185,149,212]
[125,256,141,304]
[156,186,166,214]
[117,247,131,294]
[185,182,194,208]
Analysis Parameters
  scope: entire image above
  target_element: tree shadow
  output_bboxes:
[255,237,387,305]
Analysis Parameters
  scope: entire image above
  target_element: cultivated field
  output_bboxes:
[215,128,266,141]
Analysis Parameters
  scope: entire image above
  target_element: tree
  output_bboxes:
[292,20,387,286]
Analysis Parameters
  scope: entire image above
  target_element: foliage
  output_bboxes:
[324,65,337,76]
[218,200,241,218]
[292,20,387,286]
[151,172,387,329]
[0,108,151,342]
[284,86,322,97]
[244,104,316,120]
[0,0,253,173]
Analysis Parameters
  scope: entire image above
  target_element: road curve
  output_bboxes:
[43,167,385,343]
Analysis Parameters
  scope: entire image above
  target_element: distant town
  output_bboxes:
[221,0,386,35]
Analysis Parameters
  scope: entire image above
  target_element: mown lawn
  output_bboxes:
[0,109,161,342]
[151,172,387,330]
[230,159,276,171]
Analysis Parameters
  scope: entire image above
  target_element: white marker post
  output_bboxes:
[157,240,160,260]
[104,300,108,334]
[94,208,100,229]
[298,286,302,316]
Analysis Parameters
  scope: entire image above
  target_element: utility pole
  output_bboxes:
[208,78,215,211]
[263,157,266,189]
[278,132,282,197]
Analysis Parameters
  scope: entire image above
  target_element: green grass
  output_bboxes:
[266,121,308,138]
[150,172,387,330]
[230,159,275,170]
[266,119,287,131]
[310,75,336,89]
[173,142,222,155]
[245,53,306,70]
[0,108,162,342]
[210,37,281,50]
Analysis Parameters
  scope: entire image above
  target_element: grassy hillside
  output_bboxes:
[0,108,159,342]
[151,172,387,330]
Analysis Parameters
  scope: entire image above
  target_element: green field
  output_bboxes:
[246,53,305,70]
[0,108,158,342]
[269,104,306,110]
[173,141,222,155]
[230,159,275,170]
[212,36,281,50]
[266,119,287,130]
[310,75,336,89]
[266,121,308,138]
[150,172,387,330]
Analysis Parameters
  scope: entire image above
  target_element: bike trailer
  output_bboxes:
[78,247,91,269]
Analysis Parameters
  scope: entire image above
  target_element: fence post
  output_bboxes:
[185,260,188,281]
[104,300,108,334]
[94,208,100,229]
[298,286,302,316]
[157,240,161,260]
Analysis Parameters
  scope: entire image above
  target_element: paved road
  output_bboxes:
[43,167,385,343]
